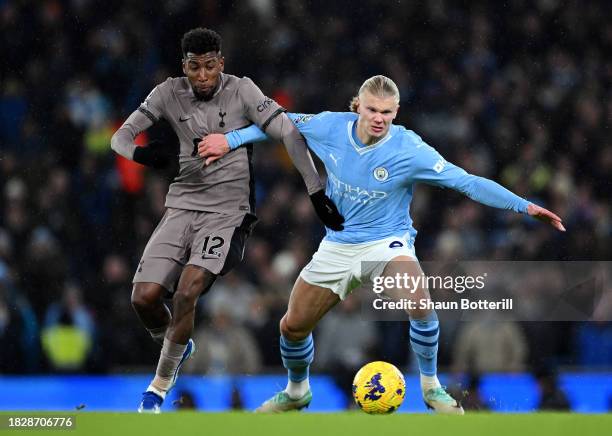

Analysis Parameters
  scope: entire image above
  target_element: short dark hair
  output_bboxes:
[181,28,222,57]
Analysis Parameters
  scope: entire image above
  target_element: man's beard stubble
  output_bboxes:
[194,88,215,101]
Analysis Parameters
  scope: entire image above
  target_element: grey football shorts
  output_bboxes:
[133,207,257,293]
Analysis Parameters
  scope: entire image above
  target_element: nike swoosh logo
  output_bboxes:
[179,116,191,122]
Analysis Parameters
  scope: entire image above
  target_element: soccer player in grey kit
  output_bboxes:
[110,28,344,413]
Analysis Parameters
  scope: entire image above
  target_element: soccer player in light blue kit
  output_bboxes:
[198,76,564,414]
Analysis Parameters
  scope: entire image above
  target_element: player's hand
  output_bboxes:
[199,134,230,165]
[527,203,566,232]
[310,190,345,231]
[133,140,173,169]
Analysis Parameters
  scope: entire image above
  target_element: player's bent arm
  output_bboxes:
[111,110,153,159]
[265,112,344,230]
[264,112,323,194]
[237,78,323,193]
[111,110,173,169]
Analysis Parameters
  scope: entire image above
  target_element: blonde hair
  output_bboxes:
[349,75,400,112]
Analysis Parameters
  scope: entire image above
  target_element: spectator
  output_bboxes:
[41,283,96,372]
[183,307,262,375]
[453,314,528,374]
[0,263,39,373]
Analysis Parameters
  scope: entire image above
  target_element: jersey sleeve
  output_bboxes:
[409,136,530,213]
[225,112,329,150]
[111,109,154,160]
[138,83,167,123]
[287,112,332,143]
[226,124,269,150]
[238,77,285,131]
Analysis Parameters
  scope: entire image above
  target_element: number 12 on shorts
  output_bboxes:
[202,235,225,259]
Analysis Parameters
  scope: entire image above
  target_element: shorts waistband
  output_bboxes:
[320,234,412,249]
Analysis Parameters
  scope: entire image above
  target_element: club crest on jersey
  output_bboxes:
[373,167,389,182]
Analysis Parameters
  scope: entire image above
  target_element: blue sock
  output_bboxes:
[409,311,439,377]
[280,334,314,382]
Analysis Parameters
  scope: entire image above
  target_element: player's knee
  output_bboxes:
[131,283,162,312]
[408,306,432,320]
[280,314,310,341]
[173,283,202,308]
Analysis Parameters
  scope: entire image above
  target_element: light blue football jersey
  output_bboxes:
[226,111,530,245]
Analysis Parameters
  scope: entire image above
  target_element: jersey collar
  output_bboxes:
[347,120,393,155]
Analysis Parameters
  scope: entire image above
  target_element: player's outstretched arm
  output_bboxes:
[437,170,564,231]
[410,137,565,232]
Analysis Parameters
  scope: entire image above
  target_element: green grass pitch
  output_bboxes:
[1,412,610,436]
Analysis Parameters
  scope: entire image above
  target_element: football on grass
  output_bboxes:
[352,361,406,414]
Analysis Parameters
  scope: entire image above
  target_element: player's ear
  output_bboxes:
[181,59,187,75]
[218,56,225,72]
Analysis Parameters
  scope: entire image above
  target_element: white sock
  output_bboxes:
[285,378,310,400]
[146,384,167,400]
[420,374,441,392]
[150,338,187,394]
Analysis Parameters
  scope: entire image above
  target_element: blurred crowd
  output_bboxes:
[0,0,610,404]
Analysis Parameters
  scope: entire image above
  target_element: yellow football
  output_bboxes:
[352,361,406,414]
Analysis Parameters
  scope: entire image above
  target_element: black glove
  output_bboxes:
[133,140,173,169]
[310,190,345,231]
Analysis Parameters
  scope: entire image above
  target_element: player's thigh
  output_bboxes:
[133,208,190,293]
[300,240,359,300]
[284,276,340,333]
[188,212,257,276]
[360,237,430,315]
[381,255,432,318]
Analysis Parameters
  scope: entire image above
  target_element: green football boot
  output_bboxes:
[423,386,465,415]
[255,390,312,413]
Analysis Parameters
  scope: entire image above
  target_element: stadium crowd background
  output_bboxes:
[0,0,610,408]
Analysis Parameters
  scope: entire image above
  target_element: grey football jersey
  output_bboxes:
[138,73,285,214]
